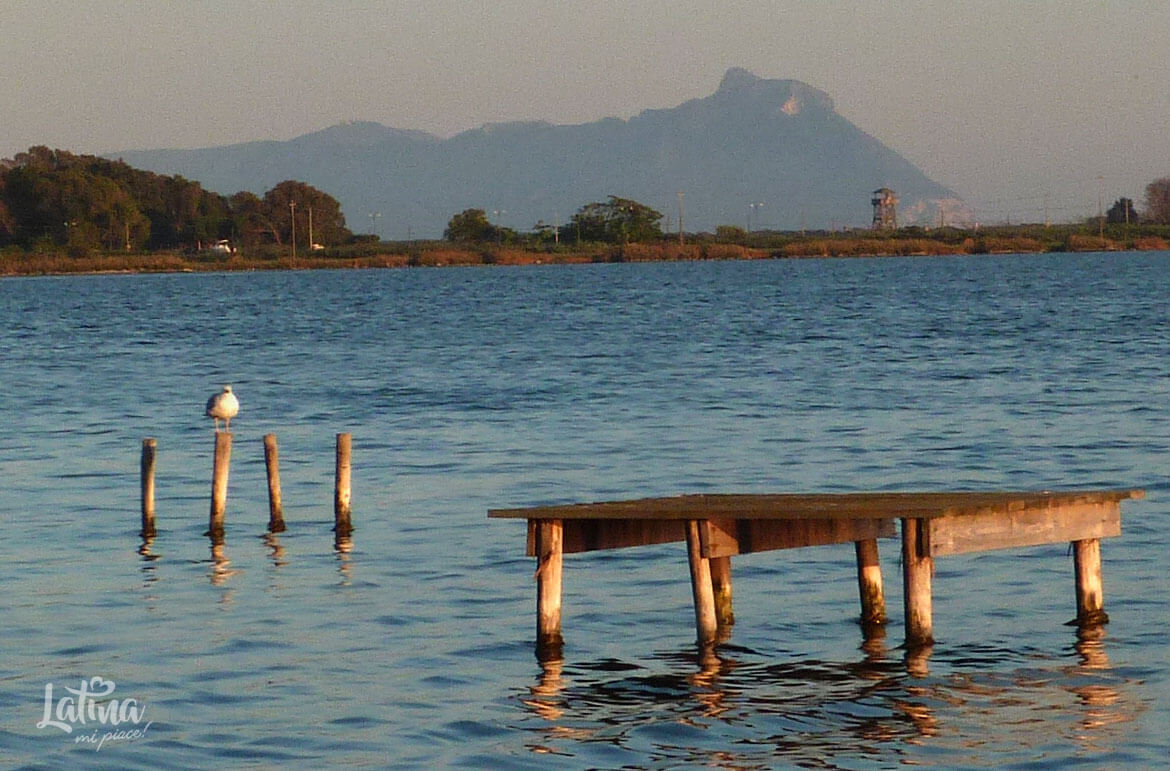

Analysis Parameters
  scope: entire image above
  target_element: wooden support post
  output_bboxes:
[535,519,564,656]
[854,538,887,630]
[686,520,718,647]
[208,432,232,539]
[140,438,157,537]
[901,517,934,647]
[263,434,285,533]
[334,432,352,536]
[1073,538,1108,626]
[709,555,735,628]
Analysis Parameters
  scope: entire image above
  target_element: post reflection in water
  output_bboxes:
[262,531,288,568]
[137,535,159,574]
[1067,625,1133,752]
[515,624,1144,766]
[904,642,933,679]
[137,535,161,609]
[208,536,240,599]
[334,533,354,584]
[687,645,735,721]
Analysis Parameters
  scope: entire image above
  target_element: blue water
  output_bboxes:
[0,253,1166,768]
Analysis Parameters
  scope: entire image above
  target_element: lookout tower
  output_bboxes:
[871,188,898,230]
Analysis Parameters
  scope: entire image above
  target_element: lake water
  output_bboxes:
[1,253,1167,768]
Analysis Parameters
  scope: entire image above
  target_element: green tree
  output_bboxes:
[569,196,663,243]
[445,208,497,242]
[0,198,12,240]
[262,180,351,247]
[229,191,278,247]
[0,146,352,253]
[1106,198,1138,225]
[715,224,747,243]
[1144,178,1170,224]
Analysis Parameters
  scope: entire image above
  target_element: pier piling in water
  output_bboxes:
[208,432,232,539]
[855,538,887,631]
[140,438,157,536]
[1073,538,1108,626]
[901,517,934,647]
[334,432,353,536]
[491,490,1142,655]
[709,555,734,629]
[535,519,564,657]
[264,433,286,533]
[685,519,718,647]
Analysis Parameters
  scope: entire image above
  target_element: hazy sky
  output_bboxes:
[4,0,1168,224]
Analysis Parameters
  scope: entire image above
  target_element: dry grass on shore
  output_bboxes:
[3,231,1168,278]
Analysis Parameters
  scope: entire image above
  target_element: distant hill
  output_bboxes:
[114,68,963,238]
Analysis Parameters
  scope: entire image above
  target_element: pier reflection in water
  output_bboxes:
[518,629,1142,767]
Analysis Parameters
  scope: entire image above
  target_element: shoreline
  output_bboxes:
[2,235,1167,278]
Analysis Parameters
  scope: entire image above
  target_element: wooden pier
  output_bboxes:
[489,490,1144,653]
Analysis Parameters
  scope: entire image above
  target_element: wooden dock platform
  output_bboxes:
[489,490,1144,653]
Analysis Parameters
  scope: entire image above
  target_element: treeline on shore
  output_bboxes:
[0,146,352,255]
[5,145,1170,277]
[4,223,1170,277]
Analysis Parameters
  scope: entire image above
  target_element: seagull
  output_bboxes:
[206,385,239,432]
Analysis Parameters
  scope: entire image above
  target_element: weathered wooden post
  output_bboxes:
[208,431,232,539]
[140,438,157,537]
[901,518,934,647]
[708,556,735,629]
[855,538,887,631]
[334,432,353,536]
[1073,538,1108,626]
[263,434,285,533]
[535,519,564,657]
[685,520,718,647]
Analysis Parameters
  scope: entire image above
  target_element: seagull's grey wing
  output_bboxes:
[206,394,217,415]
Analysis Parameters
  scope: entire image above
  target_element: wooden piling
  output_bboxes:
[709,556,735,628]
[208,431,232,538]
[263,434,286,533]
[901,517,934,647]
[854,538,887,630]
[685,520,718,647]
[334,432,352,536]
[1073,538,1108,626]
[140,438,157,536]
[535,519,564,655]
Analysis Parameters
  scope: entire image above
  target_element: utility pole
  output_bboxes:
[493,209,506,246]
[1097,175,1104,241]
[677,191,684,246]
[289,201,296,259]
[308,206,314,250]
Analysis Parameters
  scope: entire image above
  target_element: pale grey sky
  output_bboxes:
[4,0,1168,224]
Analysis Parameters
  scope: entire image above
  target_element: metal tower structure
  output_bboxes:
[871,188,898,230]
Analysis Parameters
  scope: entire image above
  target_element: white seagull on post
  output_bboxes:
[206,385,239,432]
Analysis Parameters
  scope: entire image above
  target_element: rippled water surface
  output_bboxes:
[1,253,1167,768]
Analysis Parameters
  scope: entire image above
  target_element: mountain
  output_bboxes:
[113,68,962,238]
